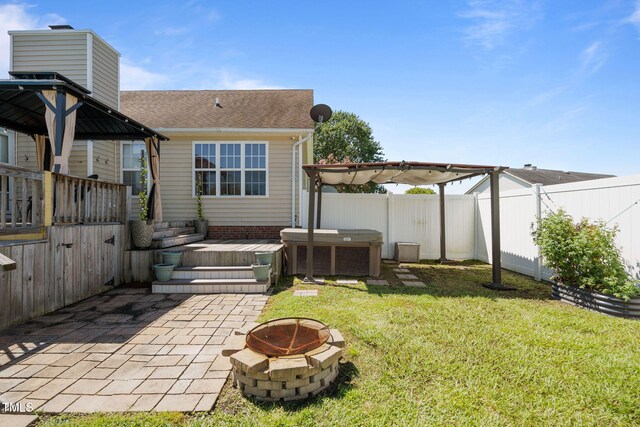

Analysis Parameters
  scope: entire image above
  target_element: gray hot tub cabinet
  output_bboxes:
[280,228,383,277]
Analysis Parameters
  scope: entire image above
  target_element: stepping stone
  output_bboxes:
[382,259,397,264]
[393,268,410,273]
[396,274,418,279]
[294,290,318,297]
[336,280,359,285]
[403,281,427,287]
[367,280,389,286]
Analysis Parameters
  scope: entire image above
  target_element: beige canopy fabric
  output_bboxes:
[41,89,79,175]
[304,161,500,187]
[32,134,48,170]
[145,137,162,222]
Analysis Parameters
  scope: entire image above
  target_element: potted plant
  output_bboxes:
[532,209,640,318]
[193,175,209,235]
[153,263,175,281]
[131,154,154,249]
[251,263,271,282]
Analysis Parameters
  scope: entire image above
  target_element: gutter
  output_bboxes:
[292,133,313,227]
[155,127,314,135]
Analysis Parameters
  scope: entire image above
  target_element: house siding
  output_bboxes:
[159,133,296,226]
[11,32,88,87]
[92,140,118,182]
[91,36,119,109]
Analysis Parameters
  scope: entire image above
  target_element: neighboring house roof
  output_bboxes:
[466,167,615,193]
[120,90,315,130]
[506,168,615,186]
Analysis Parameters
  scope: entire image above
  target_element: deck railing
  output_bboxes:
[52,174,129,224]
[0,164,45,231]
[0,165,130,234]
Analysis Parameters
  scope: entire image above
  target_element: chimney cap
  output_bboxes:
[49,25,74,30]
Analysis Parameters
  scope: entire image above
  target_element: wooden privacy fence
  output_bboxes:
[0,164,130,234]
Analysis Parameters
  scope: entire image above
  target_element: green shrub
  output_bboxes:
[532,209,639,300]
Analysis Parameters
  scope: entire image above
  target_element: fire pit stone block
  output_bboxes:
[222,334,247,356]
[230,348,269,374]
[257,380,283,391]
[328,329,345,348]
[234,322,260,336]
[269,356,309,381]
[307,345,343,370]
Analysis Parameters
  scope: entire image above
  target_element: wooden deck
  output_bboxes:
[128,240,284,284]
[171,239,283,253]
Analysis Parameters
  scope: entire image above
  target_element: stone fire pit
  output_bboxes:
[223,318,345,402]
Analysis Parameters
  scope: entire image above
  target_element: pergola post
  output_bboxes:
[483,169,515,290]
[53,90,66,174]
[316,183,323,229]
[438,183,447,262]
[303,170,317,283]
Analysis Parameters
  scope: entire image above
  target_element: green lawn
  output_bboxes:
[39,261,640,426]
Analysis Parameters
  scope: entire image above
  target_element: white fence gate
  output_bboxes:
[302,173,640,282]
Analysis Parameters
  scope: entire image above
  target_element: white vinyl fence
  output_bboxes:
[301,192,476,259]
[476,174,640,281]
[302,173,640,282]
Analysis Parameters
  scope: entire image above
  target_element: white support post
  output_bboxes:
[533,183,542,281]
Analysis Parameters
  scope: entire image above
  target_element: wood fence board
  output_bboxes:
[9,245,23,324]
[21,243,34,319]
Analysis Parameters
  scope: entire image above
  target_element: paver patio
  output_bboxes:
[0,287,268,413]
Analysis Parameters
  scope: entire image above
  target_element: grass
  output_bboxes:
[38,261,640,426]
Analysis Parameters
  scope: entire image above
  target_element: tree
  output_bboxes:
[314,110,386,193]
[405,187,436,195]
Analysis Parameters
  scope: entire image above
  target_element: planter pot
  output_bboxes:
[131,220,153,249]
[255,251,273,266]
[252,263,271,282]
[153,263,175,282]
[552,283,640,319]
[162,251,182,267]
[193,219,209,235]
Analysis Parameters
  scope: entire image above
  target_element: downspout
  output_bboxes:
[291,132,313,227]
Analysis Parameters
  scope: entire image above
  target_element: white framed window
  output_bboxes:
[0,131,11,164]
[193,141,268,197]
[120,141,147,195]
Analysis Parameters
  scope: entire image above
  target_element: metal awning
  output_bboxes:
[0,72,168,141]
[0,71,167,220]
[302,161,513,290]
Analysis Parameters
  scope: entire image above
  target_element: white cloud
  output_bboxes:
[580,41,607,74]
[0,3,68,76]
[120,60,170,90]
[212,70,285,90]
[460,0,541,49]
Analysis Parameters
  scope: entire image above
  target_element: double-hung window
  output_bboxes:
[194,142,267,197]
[121,141,147,195]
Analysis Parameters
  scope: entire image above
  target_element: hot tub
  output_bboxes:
[280,228,383,277]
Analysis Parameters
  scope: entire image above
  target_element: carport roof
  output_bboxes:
[0,72,168,141]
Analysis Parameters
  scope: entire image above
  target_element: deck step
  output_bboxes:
[153,227,195,239]
[169,220,193,228]
[152,277,270,294]
[151,233,205,249]
[172,266,253,280]
[153,222,170,231]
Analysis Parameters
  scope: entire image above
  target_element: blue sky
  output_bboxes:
[1,0,639,193]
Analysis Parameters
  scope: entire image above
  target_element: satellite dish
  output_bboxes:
[310,104,332,124]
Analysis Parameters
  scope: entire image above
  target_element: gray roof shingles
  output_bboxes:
[507,168,615,186]
[119,89,315,130]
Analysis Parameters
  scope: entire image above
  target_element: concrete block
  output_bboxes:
[221,335,247,356]
[268,356,309,381]
[307,345,343,369]
[230,349,269,374]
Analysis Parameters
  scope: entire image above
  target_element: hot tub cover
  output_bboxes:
[280,228,383,245]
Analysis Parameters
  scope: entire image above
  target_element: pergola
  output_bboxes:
[0,72,169,220]
[302,161,513,290]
